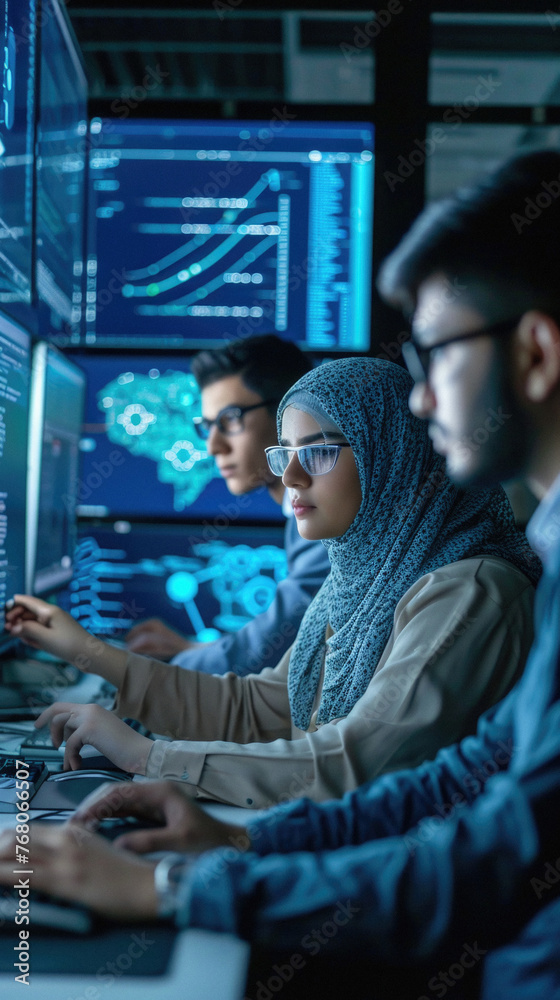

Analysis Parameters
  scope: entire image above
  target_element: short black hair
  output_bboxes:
[191,334,313,406]
[377,149,560,321]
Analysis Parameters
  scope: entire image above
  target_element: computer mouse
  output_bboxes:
[57,743,102,758]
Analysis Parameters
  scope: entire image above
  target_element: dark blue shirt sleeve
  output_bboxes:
[181,687,560,962]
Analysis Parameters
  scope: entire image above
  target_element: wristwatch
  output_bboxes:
[154,852,192,920]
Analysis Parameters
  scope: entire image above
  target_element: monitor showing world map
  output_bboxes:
[67,350,283,523]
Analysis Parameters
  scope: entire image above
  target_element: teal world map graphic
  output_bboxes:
[97,368,219,510]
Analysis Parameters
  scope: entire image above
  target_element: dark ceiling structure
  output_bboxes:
[67,1,560,115]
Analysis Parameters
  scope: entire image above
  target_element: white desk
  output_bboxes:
[0,928,249,999]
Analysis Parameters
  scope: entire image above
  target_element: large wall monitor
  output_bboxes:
[81,118,374,351]
[68,351,283,523]
[0,0,37,308]
[0,311,30,650]
[26,342,86,595]
[35,0,88,341]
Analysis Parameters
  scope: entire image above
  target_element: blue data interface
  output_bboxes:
[0,0,37,306]
[60,521,287,641]
[28,345,86,595]
[35,0,88,336]
[82,118,374,351]
[0,313,29,647]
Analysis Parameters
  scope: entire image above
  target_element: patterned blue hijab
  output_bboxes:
[279,357,540,730]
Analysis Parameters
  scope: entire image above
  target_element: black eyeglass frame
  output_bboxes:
[265,443,352,478]
[402,315,521,384]
[193,399,278,439]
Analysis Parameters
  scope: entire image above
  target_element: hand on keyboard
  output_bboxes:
[0,824,159,922]
[33,702,153,773]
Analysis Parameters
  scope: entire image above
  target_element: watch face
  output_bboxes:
[154,853,189,919]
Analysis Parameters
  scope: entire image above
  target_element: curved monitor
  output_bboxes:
[26,342,86,595]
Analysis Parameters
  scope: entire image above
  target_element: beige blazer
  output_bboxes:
[115,556,534,808]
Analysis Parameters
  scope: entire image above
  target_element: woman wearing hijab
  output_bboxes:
[7,358,540,807]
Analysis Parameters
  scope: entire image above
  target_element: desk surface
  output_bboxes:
[0,795,252,999]
[0,927,249,999]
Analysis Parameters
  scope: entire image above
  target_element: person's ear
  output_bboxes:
[514,311,560,403]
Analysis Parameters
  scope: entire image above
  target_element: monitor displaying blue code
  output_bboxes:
[35,0,88,339]
[0,310,30,650]
[0,0,37,307]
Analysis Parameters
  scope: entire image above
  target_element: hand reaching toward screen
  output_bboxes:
[35,702,153,774]
[126,618,200,660]
[5,595,94,662]
[0,825,158,921]
[5,595,127,687]
[70,778,250,855]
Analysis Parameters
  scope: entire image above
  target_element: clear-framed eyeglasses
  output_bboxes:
[265,443,352,477]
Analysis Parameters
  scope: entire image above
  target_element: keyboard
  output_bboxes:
[20,726,53,749]
[0,886,93,933]
[19,726,63,760]
[0,756,49,807]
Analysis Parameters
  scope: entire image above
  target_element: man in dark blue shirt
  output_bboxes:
[3,150,560,1000]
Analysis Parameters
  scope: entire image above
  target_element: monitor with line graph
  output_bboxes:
[78,117,374,351]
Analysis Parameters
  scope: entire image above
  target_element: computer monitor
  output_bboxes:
[0,0,38,308]
[58,519,287,641]
[35,0,88,341]
[26,342,86,596]
[68,350,283,523]
[83,117,374,351]
[0,310,30,652]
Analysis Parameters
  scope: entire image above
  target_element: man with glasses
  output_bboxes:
[125,334,331,674]
[401,316,526,489]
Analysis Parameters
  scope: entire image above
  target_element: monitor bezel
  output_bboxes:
[26,340,86,596]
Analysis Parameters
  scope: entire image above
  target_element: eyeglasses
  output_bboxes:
[193,399,278,440]
[402,316,521,384]
[265,443,352,477]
